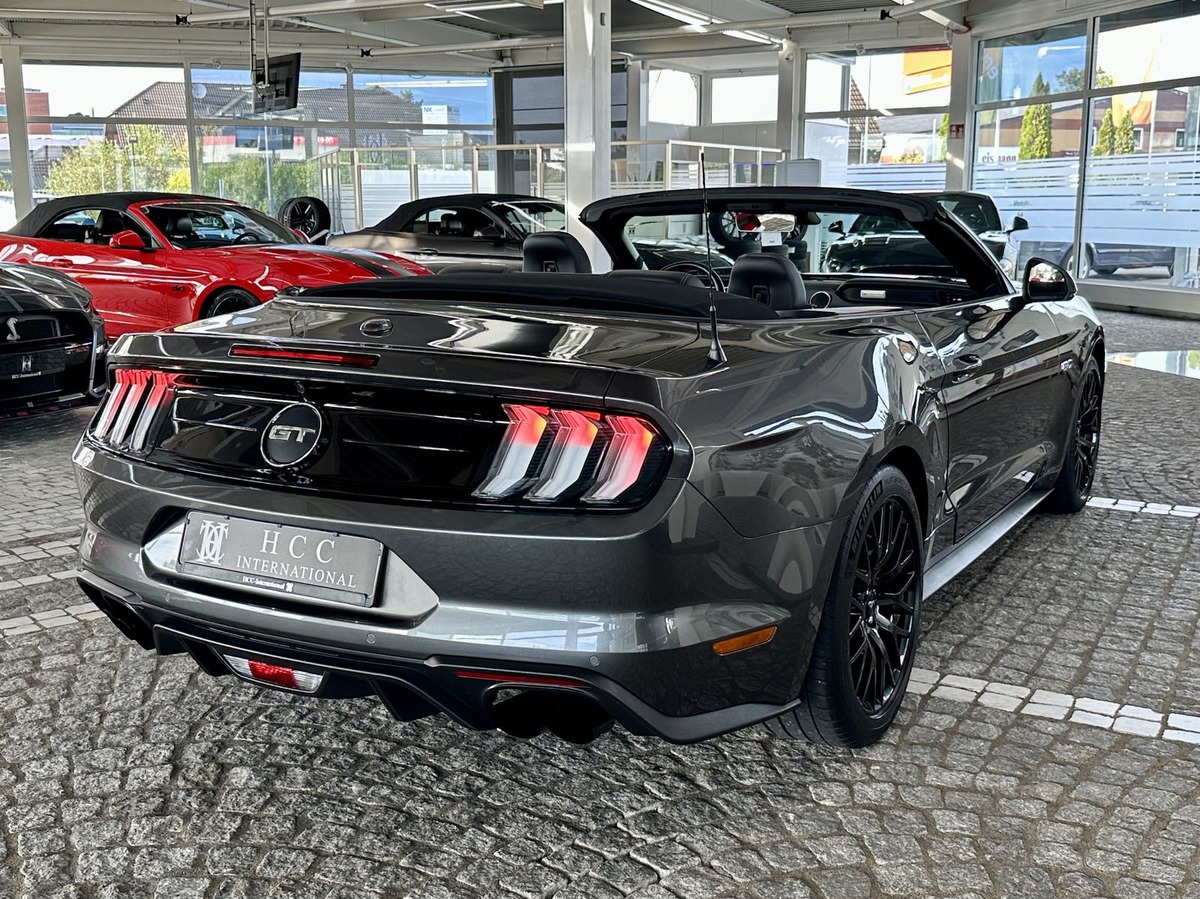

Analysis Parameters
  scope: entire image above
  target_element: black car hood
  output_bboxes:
[0,262,93,313]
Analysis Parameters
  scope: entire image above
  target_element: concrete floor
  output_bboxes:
[0,310,1199,899]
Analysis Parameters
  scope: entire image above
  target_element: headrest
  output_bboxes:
[171,215,193,236]
[522,230,592,273]
[94,210,123,236]
[727,254,809,311]
[605,269,703,288]
[445,217,464,235]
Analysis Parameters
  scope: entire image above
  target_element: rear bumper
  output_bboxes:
[74,444,842,741]
[78,570,805,743]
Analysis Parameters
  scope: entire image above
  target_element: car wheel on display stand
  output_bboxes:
[278,196,332,245]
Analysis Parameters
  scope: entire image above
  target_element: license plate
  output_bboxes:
[178,512,383,607]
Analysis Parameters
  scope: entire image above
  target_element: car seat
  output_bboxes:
[727,254,810,311]
[522,231,592,273]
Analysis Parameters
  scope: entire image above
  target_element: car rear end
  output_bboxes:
[72,297,834,743]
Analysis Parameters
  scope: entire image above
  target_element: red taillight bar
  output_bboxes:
[473,404,550,499]
[229,345,379,368]
[583,414,657,503]
[526,409,600,501]
[474,402,663,506]
[92,369,181,451]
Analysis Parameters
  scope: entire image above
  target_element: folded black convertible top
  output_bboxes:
[296,273,781,321]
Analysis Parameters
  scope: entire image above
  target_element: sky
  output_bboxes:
[14,64,495,125]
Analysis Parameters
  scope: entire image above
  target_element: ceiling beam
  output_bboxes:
[886,0,968,32]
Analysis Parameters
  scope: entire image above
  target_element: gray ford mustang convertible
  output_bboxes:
[73,187,1104,747]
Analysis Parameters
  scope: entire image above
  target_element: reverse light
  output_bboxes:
[229,345,379,367]
[473,403,667,507]
[223,655,325,693]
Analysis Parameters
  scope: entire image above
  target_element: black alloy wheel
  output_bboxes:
[201,287,260,319]
[1072,366,1102,498]
[278,196,332,242]
[764,465,923,747]
[848,496,919,715]
[1044,355,1103,513]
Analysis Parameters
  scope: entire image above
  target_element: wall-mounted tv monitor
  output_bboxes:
[253,52,301,114]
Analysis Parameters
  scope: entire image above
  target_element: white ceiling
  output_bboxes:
[0,0,956,71]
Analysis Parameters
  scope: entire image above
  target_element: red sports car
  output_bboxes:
[0,192,430,339]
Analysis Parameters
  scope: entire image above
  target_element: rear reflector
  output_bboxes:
[452,669,586,689]
[223,654,325,693]
[712,626,777,656]
[229,345,379,368]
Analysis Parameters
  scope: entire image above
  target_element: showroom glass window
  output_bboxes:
[1079,2,1200,286]
[191,66,349,219]
[971,4,1200,292]
[804,48,951,190]
[22,63,190,197]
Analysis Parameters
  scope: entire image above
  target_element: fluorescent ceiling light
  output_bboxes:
[629,0,713,27]
[722,29,775,45]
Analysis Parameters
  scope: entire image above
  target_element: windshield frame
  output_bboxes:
[491,200,567,239]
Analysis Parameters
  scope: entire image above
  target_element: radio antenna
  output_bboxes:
[699,151,726,366]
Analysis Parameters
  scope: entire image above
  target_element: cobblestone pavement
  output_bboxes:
[1,311,1199,898]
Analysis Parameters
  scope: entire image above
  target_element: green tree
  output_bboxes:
[198,154,318,214]
[1018,73,1054,160]
[45,125,189,196]
[897,145,926,163]
[1056,67,1115,92]
[1095,107,1116,155]
[933,113,949,163]
[1115,111,1137,154]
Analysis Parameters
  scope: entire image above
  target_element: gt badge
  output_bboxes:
[261,403,324,468]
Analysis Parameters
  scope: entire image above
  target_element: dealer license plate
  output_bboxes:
[178,512,383,607]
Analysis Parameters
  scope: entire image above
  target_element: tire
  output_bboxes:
[764,465,923,748]
[1043,356,1103,513]
[278,196,332,242]
[200,287,260,320]
[1094,266,1118,276]
[1063,247,1095,278]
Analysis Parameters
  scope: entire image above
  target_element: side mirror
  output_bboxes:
[1021,256,1076,305]
[110,230,151,251]
[1009,215,1029,233]
[828,220,845,235]
[474,224,502,242]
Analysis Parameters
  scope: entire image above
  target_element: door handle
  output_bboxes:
[956,354,983,370]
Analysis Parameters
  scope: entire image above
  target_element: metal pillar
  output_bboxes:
[563,0,612,272]
[3,50,34,218]
[776,38,800,159]
[944,29,972,191]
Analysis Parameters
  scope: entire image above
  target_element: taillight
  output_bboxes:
[90,368,181,453]
[473,402,668,508]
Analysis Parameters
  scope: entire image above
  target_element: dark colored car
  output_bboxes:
[0,192,430,340]
[0,263,106,416]
[824,191,1012,274]
[73,187,1104,748]
[326,193,734,280]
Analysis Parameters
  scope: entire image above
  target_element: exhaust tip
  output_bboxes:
[490,690,614,744]
[77,581,155,650]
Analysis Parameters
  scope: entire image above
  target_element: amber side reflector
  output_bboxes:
[712,626,777,656]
